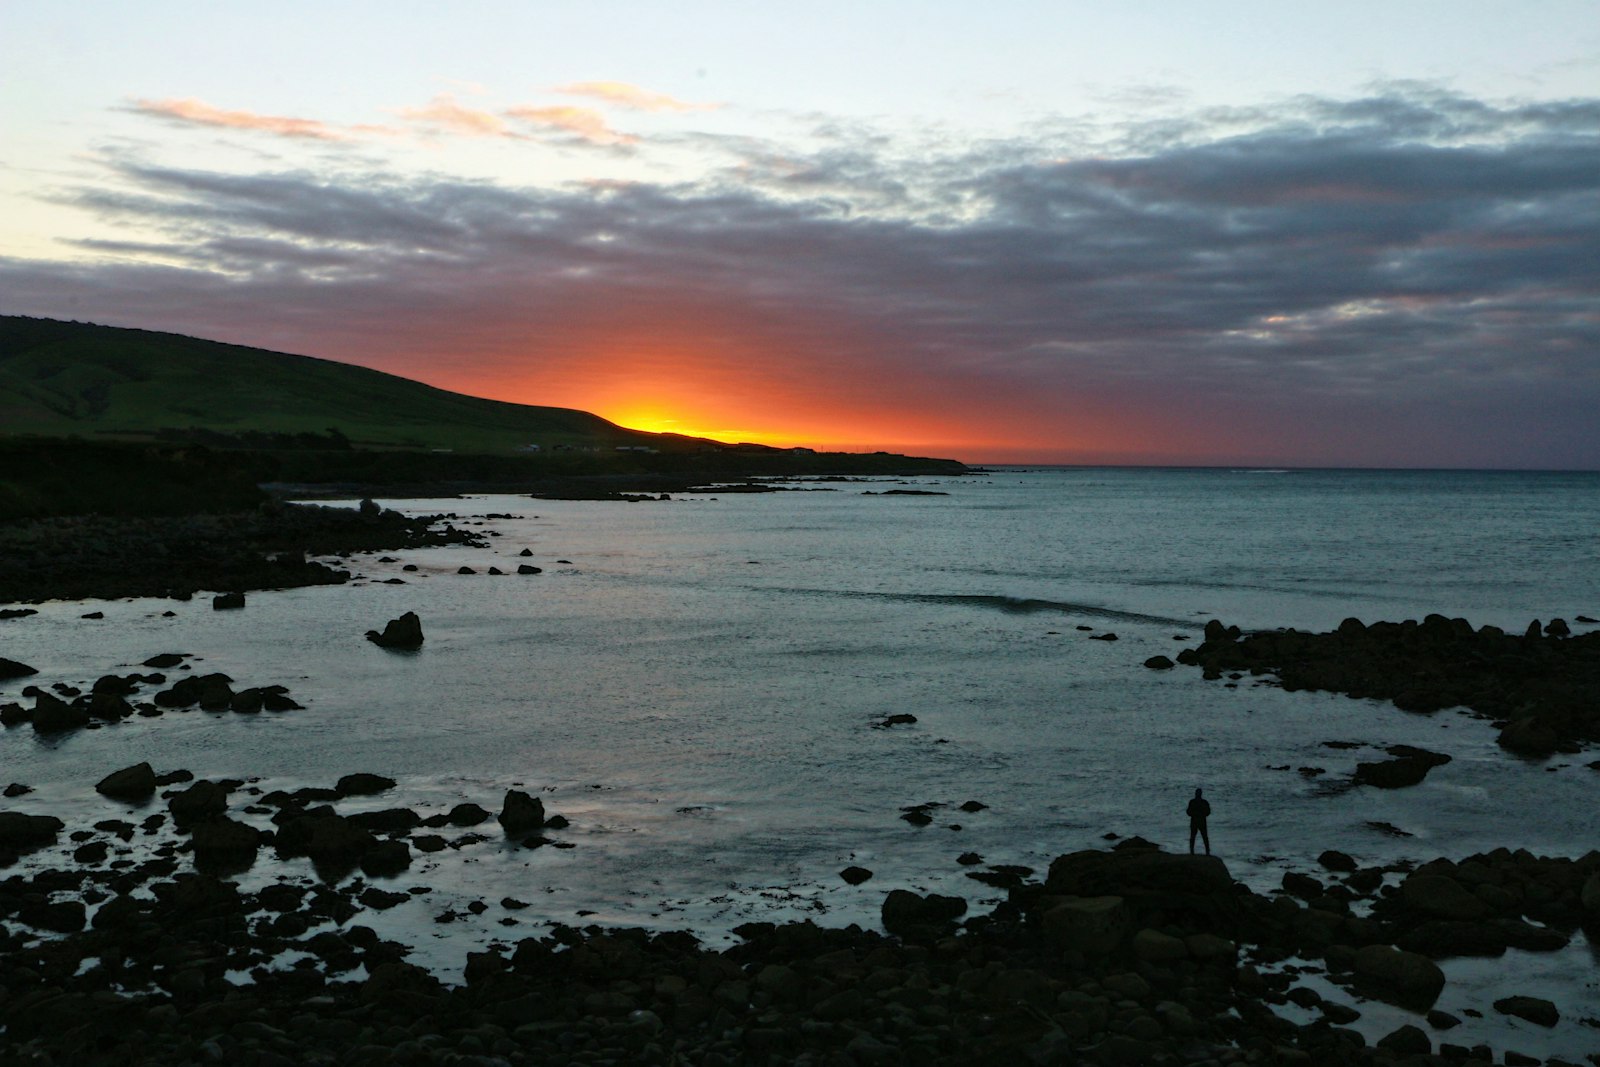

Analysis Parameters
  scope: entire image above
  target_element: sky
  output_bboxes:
[2,2,1598,467]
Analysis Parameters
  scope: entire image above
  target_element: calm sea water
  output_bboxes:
[4,467,1599,1052]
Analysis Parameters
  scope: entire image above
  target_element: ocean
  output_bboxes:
[4,466,1599,1055]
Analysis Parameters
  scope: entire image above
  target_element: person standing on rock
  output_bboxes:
[1187,788,1211,855]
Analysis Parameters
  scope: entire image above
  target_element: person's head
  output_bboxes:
[1194,788,1203,797]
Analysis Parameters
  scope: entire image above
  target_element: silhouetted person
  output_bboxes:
[1187,788,1211,855]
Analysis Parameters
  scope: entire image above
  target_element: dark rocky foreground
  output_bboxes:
[0,500,483,604]
[1175,616,1600,755]
[2,768,1598,1066]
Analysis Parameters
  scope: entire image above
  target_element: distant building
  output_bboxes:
[790,447,816,455]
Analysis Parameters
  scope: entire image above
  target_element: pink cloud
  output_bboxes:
[553,81,716,113]
[505,105,635,145]
[130,98,348,141]
[397,94,511,138]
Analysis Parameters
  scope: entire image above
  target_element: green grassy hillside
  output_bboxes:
[0,316,683,453]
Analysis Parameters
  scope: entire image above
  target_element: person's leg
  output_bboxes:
[1201,824,1211,855]
[1189,823,1197,854]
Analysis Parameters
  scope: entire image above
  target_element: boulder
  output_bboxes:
[1580,871,1600,919]
[840,866,873,885]
[189,817,262,864]
[360,839,412,877]
[1376,1024,1431,1055]
[881,889,967,937]
[1143,656,1175,670]
[1498,717,1558,757]
[1353,757,1433,789]
[1318,849,1358,872]
[1400,873,1491,921]
[498,789,546,834]
[366,611,424,650]
[142,653,187,668]
[336,773,396,797]
[95,762,157,800]
[31,691,88,733]
[517,564,542,575]
[1045,849,1238,930]
[275,813,377,867]
[1041,895,1130,955]
[0,656,39,681]
[1352,944,1445,1007]
[1132,927,1189,962]
[448,802,492,826]
[0,811,65,849]
[168,780,229,825]
[212,592,246,610]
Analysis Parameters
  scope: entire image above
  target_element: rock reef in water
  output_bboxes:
[1177,614,1600,754]
[365,611,424,650]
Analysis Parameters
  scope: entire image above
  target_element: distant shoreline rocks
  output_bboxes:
[1177,614,1600,754]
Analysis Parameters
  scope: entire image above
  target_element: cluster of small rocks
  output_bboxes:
[1175,615,1600,754]
[0,655,300,735]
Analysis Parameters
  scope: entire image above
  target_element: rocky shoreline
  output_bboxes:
[0,500,483,604]
[2,759,1597,1066]
[1174,616,1600,756]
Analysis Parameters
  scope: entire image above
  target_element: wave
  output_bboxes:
[769,586,1196,627]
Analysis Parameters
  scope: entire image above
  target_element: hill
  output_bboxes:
[0,316,682,453]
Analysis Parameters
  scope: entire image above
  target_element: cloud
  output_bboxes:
[128,98,351,141]
[12,86,1600,465]
[504,105,635,146]
[553,81,717,112]
[395,93,513,138]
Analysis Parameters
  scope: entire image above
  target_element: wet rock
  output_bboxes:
[840,865,873,885]
[31,691,88,733]
[2,782,32,797]
[1400,873,1491,921]
[360,840,411,877]
[336,773,396,797]
[1498,717,1558,757]
[142,653,187,668]
[0,811,64,849]
[189,816,262,865]
[1089,632,1118,641]
[880,889,966,937]
[447,802,492,826]
[1143,655,1174,670]
[17,899,86,933]
[1494,994,1559,1026]
[95,761,157,800]
[1376,1023,1431,1054]
[212,592,246,610]
[1318,849,1358,872]
[1545,618,1570,637]
[498,789,546,834]
[0,656,39,680]
[276,813,377,868]
[168,780,229,825]
[517,564,541,574]
[875,713,917,727]
[1352,944,1445,1006]
[365,612,424,650]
